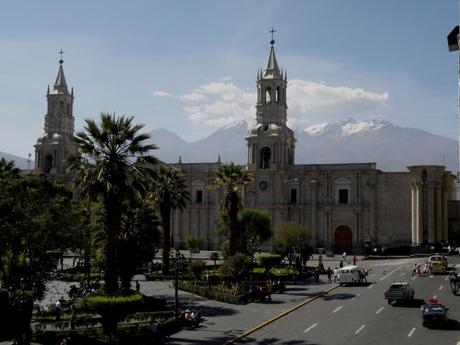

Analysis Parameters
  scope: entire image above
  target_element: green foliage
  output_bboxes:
[84,293,143,334]
[257,253,282,273]
[238,208,272,255]
[68,113,159,293]
[184,235,201,259]
[273,222,312,268]
[178,281,251,304]
[219,252,251,281]
[150,165,189,274]
[0,173,88,297]
[209,252,220,268]
[209,163,252,255]
[189,259,206,280]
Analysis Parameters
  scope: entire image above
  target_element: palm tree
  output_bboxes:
[0,158,20,181]
[68,113,158,293]
[209,162,251,255]
[150,165,189,274]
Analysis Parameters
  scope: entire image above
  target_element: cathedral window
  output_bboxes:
[195,190,203,203]
[276,87,280,103]
[60,101,64,111]
[260,147,271,169]
[67,103,71,115]
[339,189,349,204]
[265,87,272,104]
[290,188,298,204]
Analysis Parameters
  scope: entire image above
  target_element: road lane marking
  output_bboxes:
[352,293,360,300]
[439,285,444,290]
[367,284,374,289]
[399,272,406,276]
[332,306,342,313]
[355,324,366,334]
[303,323,318,333]
[376,306,384,314]
[408,327,416,337]
[225,284,340,344]
[412,276,416,280]
[380,266,402,280]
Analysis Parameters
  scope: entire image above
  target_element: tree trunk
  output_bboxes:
[161,204,171,275]
[228,192,239,255]
[105,197,121,294]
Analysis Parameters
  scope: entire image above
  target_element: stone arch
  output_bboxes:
[265,87,272,104]
[260,147,271,169]
[335,225,352,254]
[44,153,53,173]
[276,87,281,103]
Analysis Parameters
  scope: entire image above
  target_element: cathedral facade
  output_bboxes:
[171,41,456,253]
[32,44,457,254]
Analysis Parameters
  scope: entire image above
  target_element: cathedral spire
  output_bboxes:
[53,50,69,95]
[263,28,281,79]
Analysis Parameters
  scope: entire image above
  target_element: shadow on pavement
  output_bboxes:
[424,318,460,331]
[322,293,356,301]
[194,304,238,317]
[389,298,425,308]
[240,336,317,344]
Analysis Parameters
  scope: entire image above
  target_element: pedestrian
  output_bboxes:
[339,259,344,268]
[342,252,347,261]
[135,280,140,293]
[412,263,417,277]
[333,267,338,283]
[266,280,273,302]
[423,262,429,276]
[382,246,387,258]
[314,267,320,283]
[417,264,421,277]
[70,305,77,330]
[352,255,357,265]
[327,267,332,283]
[55,299,62,321]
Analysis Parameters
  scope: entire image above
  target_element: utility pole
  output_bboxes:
[448,24,460,197]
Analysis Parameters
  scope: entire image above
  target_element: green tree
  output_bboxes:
[68,113,158,293]
[208,163,252,256]
[0,158,20,181]
[150,165,189,274]
[119,199,161,292]
[238,208,272,256]
[273,222,312,269]
[184,234,201,260]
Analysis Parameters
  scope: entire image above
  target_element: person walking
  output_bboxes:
[333,267,338,283]
[266,281,273,302]
[327,267,332,283]
[412,263,417,277]
[55,299,62,321]
[339,259,344,268]
[352,255,357,265]
[135,280,140,293]
[314,267,320,283]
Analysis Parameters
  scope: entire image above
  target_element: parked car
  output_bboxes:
[428,255,447,274]
[384,282,414,304]
[422,303,449,327]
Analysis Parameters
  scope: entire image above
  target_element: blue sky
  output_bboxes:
[0,0,458,157]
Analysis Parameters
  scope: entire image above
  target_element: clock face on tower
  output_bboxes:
[259,181,268,191]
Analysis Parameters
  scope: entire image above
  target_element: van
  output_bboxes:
[337,265,364,285]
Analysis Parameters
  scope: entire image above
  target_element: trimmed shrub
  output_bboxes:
[220,253,251,281]
[257,253,283,274]
[189,260,206,280]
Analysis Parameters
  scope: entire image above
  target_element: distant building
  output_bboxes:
[171,39,456,253]
[33,56,77,176]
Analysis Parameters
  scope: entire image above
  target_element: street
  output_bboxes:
[169,256,460,345]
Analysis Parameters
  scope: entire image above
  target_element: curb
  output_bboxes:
[224,284,340,344]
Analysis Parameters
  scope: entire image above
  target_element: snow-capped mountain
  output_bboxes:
[0,151,31,169]
[148,118,458,172]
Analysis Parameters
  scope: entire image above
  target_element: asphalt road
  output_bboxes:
[239,256,460,345]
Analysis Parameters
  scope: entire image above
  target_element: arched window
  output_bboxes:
[60,101,64,110]
[260,147,271,169]
[258,87,261,103]
[44,153,53,173]
[276,87,280,103]
[67,103,71,115]
[265,87,272,104]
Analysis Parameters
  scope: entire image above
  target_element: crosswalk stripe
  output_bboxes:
[303,323,318,333]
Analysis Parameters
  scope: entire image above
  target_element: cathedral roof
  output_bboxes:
[52,61,69,95]
[263,46,281,79]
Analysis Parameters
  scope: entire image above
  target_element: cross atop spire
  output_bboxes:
[269,27,276,46]
[58,49,64,65]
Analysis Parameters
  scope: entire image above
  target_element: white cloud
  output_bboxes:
[174,77,389,128]
[153,90,173,97]
[180,92,207,102]
[288,79,389,114]
[219,76,232,81]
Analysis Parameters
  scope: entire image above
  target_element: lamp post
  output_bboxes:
[174,249,181,320]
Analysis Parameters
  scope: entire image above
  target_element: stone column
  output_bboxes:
[310,179,318,247]
[427,184,435,244]
[435,186,442,243]
[411,183,417,245]
[416,183,423,244]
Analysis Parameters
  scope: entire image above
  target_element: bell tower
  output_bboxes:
[34,51,77,176]
[246,30,296,171]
